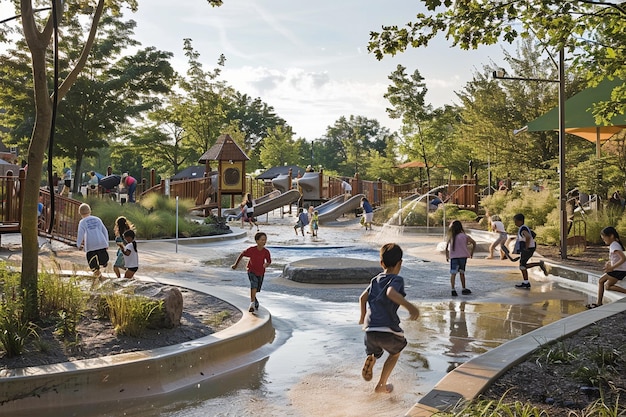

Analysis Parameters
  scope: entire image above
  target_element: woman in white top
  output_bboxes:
[487,214,508,259]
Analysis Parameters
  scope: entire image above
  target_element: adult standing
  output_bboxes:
[121,172,137,203]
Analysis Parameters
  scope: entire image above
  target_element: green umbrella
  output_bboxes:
[524,78,626,145]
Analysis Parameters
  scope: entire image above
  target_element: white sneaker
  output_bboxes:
[248,302,255,312]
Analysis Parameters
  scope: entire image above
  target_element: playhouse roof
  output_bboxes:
[198,134,249,163]
[256,165,306,180]
[170,165,211,181]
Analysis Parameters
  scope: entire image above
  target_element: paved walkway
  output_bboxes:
[1,215,625,416]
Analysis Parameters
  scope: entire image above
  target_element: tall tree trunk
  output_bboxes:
[20,35,52,321]
[19,0,106,321]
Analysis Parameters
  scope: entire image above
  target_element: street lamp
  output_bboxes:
[493,48,567,260]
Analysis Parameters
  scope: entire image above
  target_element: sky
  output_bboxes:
[128,0,510,140]
[3,1,507,141]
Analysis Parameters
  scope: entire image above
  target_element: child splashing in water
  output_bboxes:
[445,220,476,296]
[117,230,139,278]
[359,243,420,393]
[587,226,626,308]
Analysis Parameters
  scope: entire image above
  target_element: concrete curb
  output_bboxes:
[0,277,275,414]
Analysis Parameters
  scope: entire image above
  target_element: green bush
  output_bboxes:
[105,293,163,337]
[0,266,36,356]
[430,204,478,226]
[86,194,221,239]
[38,271,86,322]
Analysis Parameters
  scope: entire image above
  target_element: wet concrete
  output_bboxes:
[0,212,596,417]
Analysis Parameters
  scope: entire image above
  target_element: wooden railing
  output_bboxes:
[38,190,82,245]
[0,170,82,244]
[0,169,25,233]
[139,171,479,213]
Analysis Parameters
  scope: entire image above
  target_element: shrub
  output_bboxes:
[0,293,39,357]
[38,271,86,322]
[87,194,220,240]
[105,293,163,337]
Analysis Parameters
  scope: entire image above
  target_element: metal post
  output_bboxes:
[558,48,567,260]
[175,196,179,253]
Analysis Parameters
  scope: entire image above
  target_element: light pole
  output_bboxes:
[493,48,567,260]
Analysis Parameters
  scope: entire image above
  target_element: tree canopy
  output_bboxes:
[368,0,626,122]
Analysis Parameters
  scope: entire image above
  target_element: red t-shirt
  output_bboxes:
[242,246,271,277]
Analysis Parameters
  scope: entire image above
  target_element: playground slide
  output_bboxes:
[222,189,301,219]
[253,189,301,217]
[317,194,365,224]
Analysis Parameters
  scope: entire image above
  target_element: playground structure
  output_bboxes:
[0,159,482,245]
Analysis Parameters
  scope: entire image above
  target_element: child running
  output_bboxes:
[231,232,272,313]
[587,226,626,308]
[512,213,547,289]
[487,214,508,260]
[445,220,476,296]
[113,216,134,278]
[359,243,420,394]
[294,207,309,236]
[76,203,109,279]
[117,230,139,278]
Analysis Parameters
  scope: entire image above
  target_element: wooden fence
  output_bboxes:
[140,172,478,212]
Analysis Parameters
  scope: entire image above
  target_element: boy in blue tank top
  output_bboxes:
[358,243,420,393]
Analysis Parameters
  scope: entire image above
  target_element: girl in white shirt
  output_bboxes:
[487,214,508,259]
[588,226,626,308]
[118,230,139,278]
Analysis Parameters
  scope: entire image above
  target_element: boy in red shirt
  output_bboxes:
[232,232,272,312]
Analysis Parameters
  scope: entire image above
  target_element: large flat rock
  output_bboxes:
[283,257,382,284]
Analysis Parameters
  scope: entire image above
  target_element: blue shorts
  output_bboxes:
[364,331,407,358]
[450,258,467,274]
[248,272,264,292]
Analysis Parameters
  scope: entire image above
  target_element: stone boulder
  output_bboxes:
[283,257,382,284]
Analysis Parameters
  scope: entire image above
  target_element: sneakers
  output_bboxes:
[515,282,531,289]
[539,260,548,276]
[451,289,458,296]
[461,288,472,295]
[248,302,255,312]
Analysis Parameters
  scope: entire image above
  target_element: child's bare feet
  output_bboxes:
[375,383,394,393]
[361,354,375,381]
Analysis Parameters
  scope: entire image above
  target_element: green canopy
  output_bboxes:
[525,78,626,142]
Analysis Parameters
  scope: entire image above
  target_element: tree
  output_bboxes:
[259,125,300,168]
[2,0,224,321]
[177,40,233,162]
[368,0,626,122]
[226,92,288,159]
[319,115,394,177]
[384,65,458,187]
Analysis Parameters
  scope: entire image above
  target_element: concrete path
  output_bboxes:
[1,213,624,417]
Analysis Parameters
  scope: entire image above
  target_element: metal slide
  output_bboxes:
[253,189,301,217]
[222,189,302,218]
[316,194,365,224]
